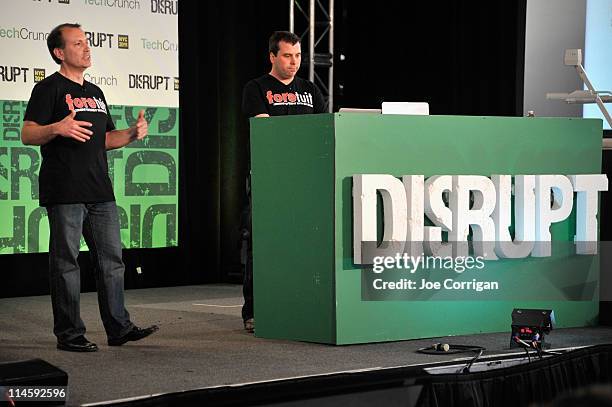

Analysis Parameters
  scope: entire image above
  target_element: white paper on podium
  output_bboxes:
[381,102,430,115]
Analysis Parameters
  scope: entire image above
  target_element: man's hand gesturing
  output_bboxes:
[55,110,93,142]
[130,110,148,141]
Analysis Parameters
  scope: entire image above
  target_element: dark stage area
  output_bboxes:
[2,285,612,406]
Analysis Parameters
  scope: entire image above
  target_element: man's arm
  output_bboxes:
[242,80,270,118]
[21,110,92,146]
[105,109,148,150]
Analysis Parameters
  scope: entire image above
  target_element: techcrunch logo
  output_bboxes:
[141,37,178,52]
[84,0,141,10]
[84,73,118,87]
[0,27,48,41]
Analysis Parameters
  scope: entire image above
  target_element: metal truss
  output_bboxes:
[290,0,334,112]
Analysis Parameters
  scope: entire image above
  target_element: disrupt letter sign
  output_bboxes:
[353,174,608,263]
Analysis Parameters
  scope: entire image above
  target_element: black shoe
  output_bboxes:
[108,325,159,346]
[57,336,98,352]
[244,318,254,333]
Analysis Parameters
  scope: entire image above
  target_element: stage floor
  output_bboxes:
[1,284,612,406]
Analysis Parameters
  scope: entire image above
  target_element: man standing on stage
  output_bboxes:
[21,23,158,352]
[241,31,327,332]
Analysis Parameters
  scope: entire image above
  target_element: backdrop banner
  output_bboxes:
[0,0,179,254]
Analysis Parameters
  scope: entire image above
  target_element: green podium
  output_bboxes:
[249,113,603,345]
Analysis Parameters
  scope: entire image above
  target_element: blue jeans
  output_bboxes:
[46,202,133,342]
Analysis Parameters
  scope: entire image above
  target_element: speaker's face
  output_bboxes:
[270,41,301,81]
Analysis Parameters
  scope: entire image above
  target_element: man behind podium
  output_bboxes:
[241,31,327,332]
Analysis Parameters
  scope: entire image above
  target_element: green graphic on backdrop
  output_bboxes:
[0,100,179,254]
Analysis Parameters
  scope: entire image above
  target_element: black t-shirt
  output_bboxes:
[24,72,116,206]
[241,74,327,117]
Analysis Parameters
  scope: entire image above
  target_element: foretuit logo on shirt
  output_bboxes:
[65,94,108,114]
[265,90,313,108]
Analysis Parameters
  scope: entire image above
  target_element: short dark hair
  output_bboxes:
[47,23,82,65]
[268,31,300,56]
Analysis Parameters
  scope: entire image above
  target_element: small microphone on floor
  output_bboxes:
[433,343,450,352]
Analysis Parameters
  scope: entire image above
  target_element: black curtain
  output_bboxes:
[1,1,527,297]
[178,1,291,284]
[335,2,526,115]
[176,0,528,283]
[416,344,612,407]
